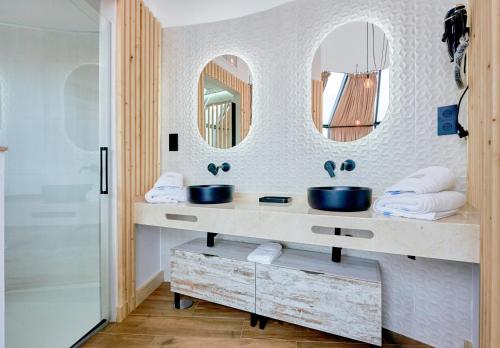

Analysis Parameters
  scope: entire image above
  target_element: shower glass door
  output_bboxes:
[0,1,110,347]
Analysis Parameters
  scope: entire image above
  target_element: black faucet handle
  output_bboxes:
[221,162,231,172]
[208,163,218,176]
[340,159,356,172]
[324,161,336,178]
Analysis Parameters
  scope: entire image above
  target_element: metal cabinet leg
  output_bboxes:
[332,228,342,263]
[258,316,268,330]
[174,292,181,309]
[250,313,258,327]
[173,292,193,310]
[207,232,218,247]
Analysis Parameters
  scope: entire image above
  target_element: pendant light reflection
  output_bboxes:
[363,75,374,88]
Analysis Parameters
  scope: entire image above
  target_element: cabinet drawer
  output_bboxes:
[171,248,256,312]
[256,263,382,345]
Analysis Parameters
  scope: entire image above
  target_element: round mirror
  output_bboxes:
[198,55,253,148]
[311,22,390,142]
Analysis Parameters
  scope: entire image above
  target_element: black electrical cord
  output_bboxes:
[456,85,469,138]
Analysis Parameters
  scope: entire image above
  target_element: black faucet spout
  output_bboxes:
[324,161,336,178]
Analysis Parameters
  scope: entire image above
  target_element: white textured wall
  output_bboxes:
[159,1,475,347]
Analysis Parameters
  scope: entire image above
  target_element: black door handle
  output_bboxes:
[100,147,109,194]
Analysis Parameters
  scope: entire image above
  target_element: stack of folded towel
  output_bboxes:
[247,243,282,264]
[145,172,187,203]
[373,166,466,221]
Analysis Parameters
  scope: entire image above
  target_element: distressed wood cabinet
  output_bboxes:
[170,238,257,312]
[256,249,382,345]
[171,238,382,346]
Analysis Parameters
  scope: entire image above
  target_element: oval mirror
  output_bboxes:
[198,55,253,148]
[311,22,390,142]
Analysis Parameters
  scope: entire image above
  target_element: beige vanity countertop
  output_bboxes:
[135,193,480,263]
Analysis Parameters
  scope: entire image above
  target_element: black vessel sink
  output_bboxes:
[307,186,372,212]
[187,185,235,204]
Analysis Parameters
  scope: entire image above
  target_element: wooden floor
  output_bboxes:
[83,283,432,348]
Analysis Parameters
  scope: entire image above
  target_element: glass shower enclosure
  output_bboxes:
[0,0,111,347]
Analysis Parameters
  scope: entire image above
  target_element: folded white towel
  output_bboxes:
[385,166,456,195]
[373,191,466,221]
[145,172,185,203]
[154,172,183,189]
[375,208,459,221]
[247,243,282,264]
[145,186,187,203]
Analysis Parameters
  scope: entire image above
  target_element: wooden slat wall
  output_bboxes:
[468,1,500,347]
[198,62,252,141]
[311,80,323,132]
[204,102,232,148]
[116,0,162,321]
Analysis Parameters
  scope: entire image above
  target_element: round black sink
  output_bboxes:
[307,186,372,212]
[187,185,235,204]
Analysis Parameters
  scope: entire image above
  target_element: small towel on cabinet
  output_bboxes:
[385,166,456,195]
[247,243,282,264]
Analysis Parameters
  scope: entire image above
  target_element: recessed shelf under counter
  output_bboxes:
[134,193,480,263]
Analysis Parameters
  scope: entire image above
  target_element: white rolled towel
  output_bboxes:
[385,166,456,195]
[247,243,282,264]
[373,191,466,221]
[145,186,187,203]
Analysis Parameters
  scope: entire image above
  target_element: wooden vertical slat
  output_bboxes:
[116,0,162,320]
[218,104,222,147]
[312,80,323,132]
[152,22,159,182]
[134,0,141,197]
[123,0,131,314]
[139,3,146,194]
[129,0,138,309]
[225,104,229,148]
[116,0,127,321]
[155,22,162,178]
[149,10,155,187]
[469,0,500,346]
[489,0,500,344]
[209,106,213,146]
[146,10,152,189]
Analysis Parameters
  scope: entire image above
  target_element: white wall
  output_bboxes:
[143,0,295,27]
[135,225,162,287]
[157,0,475,347]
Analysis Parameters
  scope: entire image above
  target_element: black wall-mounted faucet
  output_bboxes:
[208,162,231,176]
[340,159,356,172]
[324,161,336,177]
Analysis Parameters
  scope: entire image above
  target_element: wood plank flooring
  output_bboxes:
[83,283,432,348]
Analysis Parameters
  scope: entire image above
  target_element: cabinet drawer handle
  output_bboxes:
[301,270,324,276]
[202,253,217,258]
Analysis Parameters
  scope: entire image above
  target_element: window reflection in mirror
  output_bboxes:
[312,22,390,142]
[198,55,252,149]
